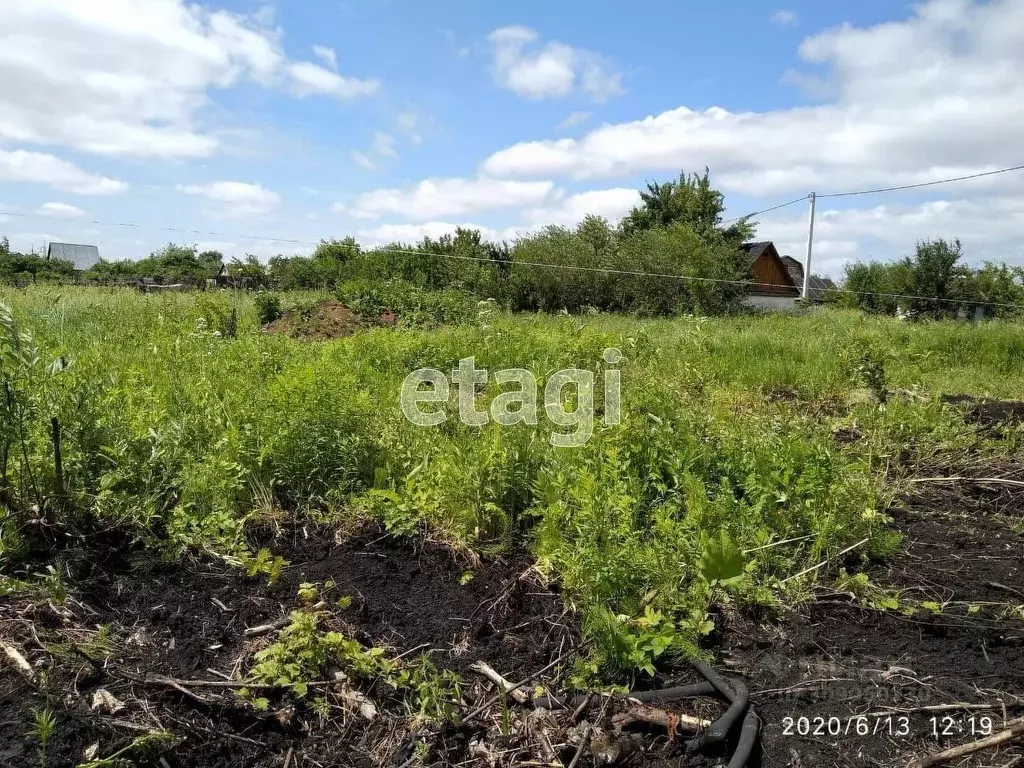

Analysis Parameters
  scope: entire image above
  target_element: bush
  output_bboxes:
[254,292,282,325]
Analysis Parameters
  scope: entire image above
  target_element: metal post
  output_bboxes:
[802,193,816,300]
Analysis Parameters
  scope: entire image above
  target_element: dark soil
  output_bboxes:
[942,394,1024,431]
[263,300,397,340]
[723,454,1024,767]
[0,524,579,768]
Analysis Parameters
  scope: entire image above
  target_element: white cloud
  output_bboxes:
[312,44,337,70]
[371,131,398,160]
[287,61,379,99]
[771,10,798,27]
[0,0,378,159]
[488,26,623,102]
[557,111,591,130]
[36,202,86,218]
[397,112,418,132]
[177,180,281,216]
[346,177,556,220]
[483,0,1024,198]
[350,150,377,171]
[522,188,640,227]
[0,149,128,195]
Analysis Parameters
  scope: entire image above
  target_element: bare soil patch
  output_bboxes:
[0,524,579,768]
[723,453,1024,767]
[942,394,1024,432]
[263,300,396,340]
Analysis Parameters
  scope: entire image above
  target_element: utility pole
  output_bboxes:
[802,192,816,300]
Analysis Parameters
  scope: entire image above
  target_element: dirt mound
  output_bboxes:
[263,300,396,340]
[942,394,1024,430]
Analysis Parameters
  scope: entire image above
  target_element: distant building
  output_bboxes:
[47,242,100,271]
[741,241,836,310]
[741,241,800,310]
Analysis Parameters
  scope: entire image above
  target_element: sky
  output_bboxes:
[2,0,1023,278]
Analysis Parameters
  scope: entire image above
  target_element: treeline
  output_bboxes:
[266,171,758,316]
[837,239,1024,318]
[4,171,760,316]
[7,169,1024,320]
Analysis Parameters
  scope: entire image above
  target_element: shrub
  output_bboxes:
[254,292,282,325]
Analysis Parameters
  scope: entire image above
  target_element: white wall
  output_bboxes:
[743,295,799,311]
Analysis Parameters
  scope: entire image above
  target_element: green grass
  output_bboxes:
[2,286,1022,678]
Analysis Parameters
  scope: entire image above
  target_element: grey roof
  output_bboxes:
[47,242,100,271]
[780,256,836,300]
[740,241,775,265]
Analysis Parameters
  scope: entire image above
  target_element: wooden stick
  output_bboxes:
[906,716,1024,768]
[462,645,583,723]
[566,726,591,768]
[469,661,529,703]
[612,703,710,735]
[243,603,325,636]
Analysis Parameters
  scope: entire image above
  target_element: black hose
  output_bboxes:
[728,707,760,768]
[686,675,749,753]
[688,660,759,768]
[528,660,760,767]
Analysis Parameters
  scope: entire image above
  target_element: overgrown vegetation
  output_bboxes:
[839,238,1024,318]
[3,287,1022,680]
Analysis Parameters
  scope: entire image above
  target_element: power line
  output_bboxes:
[817,163,1024,199]
[4,162,1023,248]
[4,161,1024,310]
[717,163,1024,222]
[720,195,809,224]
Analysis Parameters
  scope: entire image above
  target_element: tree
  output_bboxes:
[228,256,269,288]
[905,238,972,318]
[620,168,755,245]
[842,239,1024,319]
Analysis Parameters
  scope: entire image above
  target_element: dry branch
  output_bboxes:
[612,702,710,736]
[243,602,326,636]
[470,660,529,703]
[907,477,1024,489]
[906,716,1024,768]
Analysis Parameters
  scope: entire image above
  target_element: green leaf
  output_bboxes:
[699,530,746,587]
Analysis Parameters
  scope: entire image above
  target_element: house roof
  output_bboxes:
[780,255,836,300]
[741,241,800,296]
[740,241,776,266]
[47,242,99,271]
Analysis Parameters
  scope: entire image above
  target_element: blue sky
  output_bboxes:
[2,0,1023,275]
